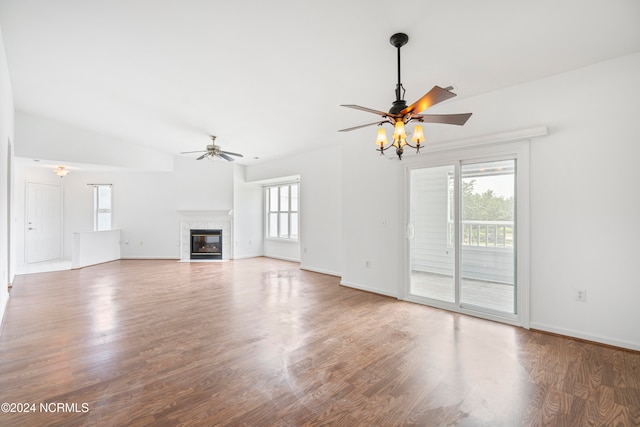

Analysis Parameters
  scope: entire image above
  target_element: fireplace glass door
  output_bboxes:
[190,229,222,259]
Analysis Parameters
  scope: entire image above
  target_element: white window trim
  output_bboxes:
[264,182,299,242]
[92,184,112,231]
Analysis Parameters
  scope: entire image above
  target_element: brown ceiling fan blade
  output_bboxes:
[412,113,472,126]
[220,150,243,157]
[338,121,387,132]
[340,104,390,117]
[401,86,457,116]
[219,153,235,162]
[181,150,207,154]
[196,153,208,160]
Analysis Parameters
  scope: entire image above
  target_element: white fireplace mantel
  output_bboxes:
[178,210,233,261]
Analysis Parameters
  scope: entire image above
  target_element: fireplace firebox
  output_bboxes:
[190,229,222,260]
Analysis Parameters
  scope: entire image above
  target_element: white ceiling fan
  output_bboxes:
[180,136,244,162]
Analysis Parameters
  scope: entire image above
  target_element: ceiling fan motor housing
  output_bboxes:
[389,100,408,115]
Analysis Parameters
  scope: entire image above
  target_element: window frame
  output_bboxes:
[264,182,299,241]
[93,184,112,231]
[402,128,539,329]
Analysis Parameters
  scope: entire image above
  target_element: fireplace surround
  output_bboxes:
[178,210,232,261]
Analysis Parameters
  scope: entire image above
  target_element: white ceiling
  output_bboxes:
[1,0,639,165]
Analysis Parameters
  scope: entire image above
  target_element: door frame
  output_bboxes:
[6,139,12,287]
[25,181,63,264]
[402,129,541,328]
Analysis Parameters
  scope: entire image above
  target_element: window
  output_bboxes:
[265,183,298,240]
[93,185,112,231]
[447,163,514,248]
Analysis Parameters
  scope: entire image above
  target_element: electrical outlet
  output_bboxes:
[365,261,370,268]
[575,288,587,302]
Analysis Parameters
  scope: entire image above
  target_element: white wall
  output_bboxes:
[232,165,263,259]
[340,52,640,350]
[246,145,342,276]
[525,54,640,350]
[71,229,121,269]
[0,24,14,324]
[340,137,405,297]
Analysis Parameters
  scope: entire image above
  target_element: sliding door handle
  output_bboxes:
[407,224,415,239]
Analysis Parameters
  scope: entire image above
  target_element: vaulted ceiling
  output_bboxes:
[1,1,639,164]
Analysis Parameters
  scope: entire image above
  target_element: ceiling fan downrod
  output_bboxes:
[389,33,409,115]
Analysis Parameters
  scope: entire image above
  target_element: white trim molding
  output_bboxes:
[402,126,548,163]
[530,322,640,352]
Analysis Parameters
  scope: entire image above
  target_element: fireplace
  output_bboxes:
[190,229,222,260]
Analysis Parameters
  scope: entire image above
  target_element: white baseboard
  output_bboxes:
[339,280,398,298]
[530,321,640,351]
[0,295,8,335]
[299,264,341,277]
[263,255,301,263]
[232,253,263,260]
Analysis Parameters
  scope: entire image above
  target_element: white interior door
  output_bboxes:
[26,182,63,264]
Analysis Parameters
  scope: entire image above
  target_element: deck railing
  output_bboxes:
[448,220,514,248]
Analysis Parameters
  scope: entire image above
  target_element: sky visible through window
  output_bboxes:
[472,174,513,198]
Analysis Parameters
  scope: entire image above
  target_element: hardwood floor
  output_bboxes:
[0,258,638,426]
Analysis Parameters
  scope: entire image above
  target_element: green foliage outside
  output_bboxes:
[449,178,515,247]
[462,180,513,221]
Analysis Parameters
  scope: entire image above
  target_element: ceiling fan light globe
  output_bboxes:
[412,125,425,144]
[376,128,388,146]
[54,166,69,177]
[393,121,406,139]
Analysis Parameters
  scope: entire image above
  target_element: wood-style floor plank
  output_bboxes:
[0,258,638,426]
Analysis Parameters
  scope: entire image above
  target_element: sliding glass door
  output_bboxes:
[408,165,456,303]
[408,158,518,319]
[460,160,515,314]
